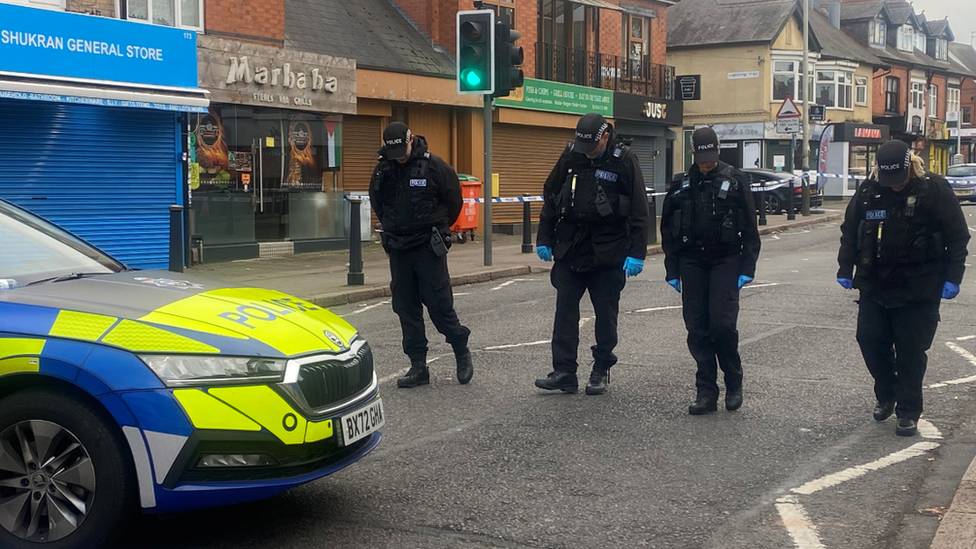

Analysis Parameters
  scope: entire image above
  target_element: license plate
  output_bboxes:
[955,190,972,196]
[340,398,385,446]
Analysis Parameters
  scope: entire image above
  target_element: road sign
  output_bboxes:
[776,118,803,134]
[776,96,802,119]
[948,110,960,123]
[808,104,825,122]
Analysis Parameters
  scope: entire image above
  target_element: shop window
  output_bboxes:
[855,77,868,106]
[886,77,900,113]
[121,0,202,30]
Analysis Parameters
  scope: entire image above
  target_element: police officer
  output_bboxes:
[661,127,761,415]
[534,113,649,395]
[369,122,473,388]
[837,139,969,436]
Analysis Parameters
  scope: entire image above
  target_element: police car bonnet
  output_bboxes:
[876,140,912,187]
[383,122,411,159]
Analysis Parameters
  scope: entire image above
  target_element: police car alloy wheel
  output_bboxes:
[0,388,136,548]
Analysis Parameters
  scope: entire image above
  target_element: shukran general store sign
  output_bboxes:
[197,35,356,114]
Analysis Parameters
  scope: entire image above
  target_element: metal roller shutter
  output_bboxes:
[0,99,180,269]
[341,116,382,193]
[625,136,657,190]
[491,124,575,225]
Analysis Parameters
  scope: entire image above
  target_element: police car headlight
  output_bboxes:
[140,355,287,387]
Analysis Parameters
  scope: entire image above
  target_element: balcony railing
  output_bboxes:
[535,42,675,99]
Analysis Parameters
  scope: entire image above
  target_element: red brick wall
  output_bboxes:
[931,74,947,120]
[873,65,910,116]
[963,78,976,128]
[205,0,285,46]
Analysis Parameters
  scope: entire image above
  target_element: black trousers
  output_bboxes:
[550,262,626,374]
[856,297,940,421]
[388,245,470,361]
[678,254,743,401]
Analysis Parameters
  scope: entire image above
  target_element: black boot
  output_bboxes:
[896,418,918,436]
[585,368,609,395]
[873,400,895,421]
[688,396,718,415]
[725,389,743,411]
[397,359,429,388]
[455,348,473,385]
[534,371,578,393]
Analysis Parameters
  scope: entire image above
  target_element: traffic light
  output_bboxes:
[456,10,495,95]
[493,18,524,98]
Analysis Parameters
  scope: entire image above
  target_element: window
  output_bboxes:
[773,60,805,101]
[626,15,651,79]
[484,1,515,27]
[914,32,926,52]
[856,77,868,105]
[936,39,948,60]
[869,19,887,47]
[815,70,853,109]
[948,87,961,117]
[964,107,972,125]
[122,0,202,30]
[897,25,914,52]
[929,85,938,118]
[886,76,900,112]
[911,82,925,111]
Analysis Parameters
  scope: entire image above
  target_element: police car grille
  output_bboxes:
[297,345,374,409]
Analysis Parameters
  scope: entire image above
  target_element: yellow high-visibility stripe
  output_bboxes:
[304,419,334,443]
[49,310,117,341]
[209,385,307,445]
[173,389,261,431]
[102,320,218,353]
[0,356,40,375]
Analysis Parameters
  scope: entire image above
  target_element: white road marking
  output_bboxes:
[928,342,976,387]
[745,283,780,289]
[775,495,826,549]
[490,280,517,291]
[946,341,976,366]
[956,335,976,341]
[771,235,781,240]
[790,442,940,496]
[580,316,594,328]
[632,305,683,313]
[345,300,390,316]
[918,419,943,440]
[485,340,550,350]
[378,357,441,384]
[454,292,471,297]
[740,324,795,346]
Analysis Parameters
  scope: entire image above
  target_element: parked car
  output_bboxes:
[0,199,383,548]
[946,164,976,203]
[741,168,822,215]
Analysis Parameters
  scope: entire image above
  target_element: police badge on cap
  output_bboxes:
[574,113,610,155]
[691,127,720,164]
[875,140,912,187]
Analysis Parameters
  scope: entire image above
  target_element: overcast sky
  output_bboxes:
[908,0,976,46]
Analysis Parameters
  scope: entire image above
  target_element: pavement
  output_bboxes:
[187,207,845,309]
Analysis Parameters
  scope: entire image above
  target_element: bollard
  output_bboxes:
[347,197,364,286]
[787,177,796,221]
[169,205,184,273]
[758,181,767,226]
[522,194,533,253]
[648,192,658,245]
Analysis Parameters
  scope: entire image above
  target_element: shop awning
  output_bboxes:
[570,0,624,12]
[0,75,209,113]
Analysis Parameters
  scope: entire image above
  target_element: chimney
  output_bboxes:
[828,2,841,29]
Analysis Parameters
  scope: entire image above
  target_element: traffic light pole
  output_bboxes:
[483,94,492,266]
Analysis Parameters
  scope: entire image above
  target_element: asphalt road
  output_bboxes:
[120,212,976,549]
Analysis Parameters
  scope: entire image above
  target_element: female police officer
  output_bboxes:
[837,139,969,436]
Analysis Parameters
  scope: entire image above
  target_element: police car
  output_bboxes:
[0,199,384,548]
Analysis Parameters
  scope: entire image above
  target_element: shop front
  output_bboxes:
[684,123,766,171]
[0,3,208,269]
[950,128,976,164]
[613,92,683,199]
[819,122,889,199]
[194,36,356,261]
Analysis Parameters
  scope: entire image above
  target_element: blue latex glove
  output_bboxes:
[837,278,853,290]
[667,279,681,293]
[737,275,753,289]
[537,245,552,262]
[623,257,644,278]
[943,281,960,300]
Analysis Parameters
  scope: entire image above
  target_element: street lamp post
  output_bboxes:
[801,0,811,216]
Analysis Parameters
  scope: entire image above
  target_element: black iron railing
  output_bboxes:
[535,42,675,99]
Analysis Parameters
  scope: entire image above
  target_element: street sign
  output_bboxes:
[776,118,803,134]
[948,110,960,123]
[808,104,825,122]
[776,96,802,119]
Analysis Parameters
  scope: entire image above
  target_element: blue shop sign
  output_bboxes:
[0,3,198,89]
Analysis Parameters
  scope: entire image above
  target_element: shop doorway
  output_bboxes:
[743,141,762,169]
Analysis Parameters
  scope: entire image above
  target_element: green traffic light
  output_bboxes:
[462,69,484,88]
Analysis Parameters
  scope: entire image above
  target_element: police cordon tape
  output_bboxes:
[348,171,972,205]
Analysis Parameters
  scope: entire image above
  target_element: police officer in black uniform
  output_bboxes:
[369,122,473,388]
[838,139,969,436]
[534,113,649,395]
[661,127,761,415]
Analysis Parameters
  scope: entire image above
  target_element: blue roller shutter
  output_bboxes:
[0,99,181,269]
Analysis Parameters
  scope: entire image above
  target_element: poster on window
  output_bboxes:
[193,110,229,179]
[285,117,321,186]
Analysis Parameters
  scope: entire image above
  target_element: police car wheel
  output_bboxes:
[0,388,137,548]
